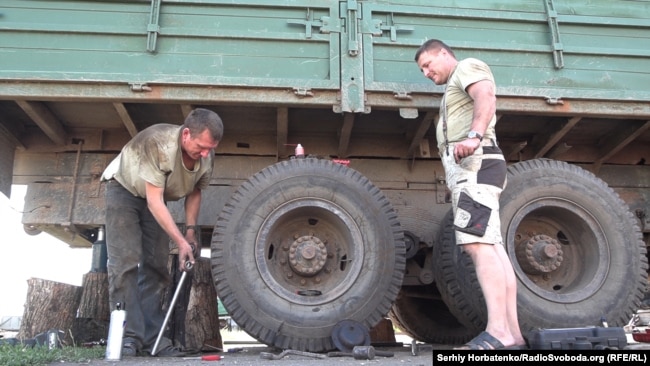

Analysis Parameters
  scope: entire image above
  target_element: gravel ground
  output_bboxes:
[42,332,436,366]
[61,344,434,366]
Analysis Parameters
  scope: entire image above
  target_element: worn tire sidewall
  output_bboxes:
[213,159,404,349]
[501,159,646,330]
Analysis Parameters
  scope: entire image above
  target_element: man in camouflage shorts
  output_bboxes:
[415,39,526,350]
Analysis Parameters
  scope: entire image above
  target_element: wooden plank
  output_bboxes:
[276,107,288,159]
[532,116,581,159]
[15,100,67,146]
[407,111,436,158]
[112,103,138,137]
[337,113,355,158]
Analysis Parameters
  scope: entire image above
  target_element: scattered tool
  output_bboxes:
[411,340,434,356]
[82,339,106,348]
[202,344,223,352]
[152,260,194,356]
[327,345,394,360]
[259,349,327,360]
[183,355,223,361]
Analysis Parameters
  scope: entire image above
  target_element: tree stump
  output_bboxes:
[18,278,82,344]
[184,257,222,352]
[77,272,109,321]
[74,272,110,343]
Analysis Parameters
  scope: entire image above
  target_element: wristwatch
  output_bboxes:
[467,131,483,141]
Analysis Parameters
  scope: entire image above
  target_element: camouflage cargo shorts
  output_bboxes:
[441,140,507,246]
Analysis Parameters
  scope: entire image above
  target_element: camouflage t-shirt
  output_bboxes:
[437,58,497,152]
[101,124,212,201]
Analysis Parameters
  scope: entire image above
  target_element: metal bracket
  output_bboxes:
[146,0,162,53]
[293,88,314,97]
[394,91,412,100]
[545,96,564,105]
[345,0,360,56]
[544,0,564,69]
[369,13,413,42]
[130,83,152,92]
[287,9,333,39]
[435,177,448,204]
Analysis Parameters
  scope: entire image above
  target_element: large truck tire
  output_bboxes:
[432,209,487,332]
[433,158,647,333]
[389,285,478,345]
[211,158,406,352]
[503,159,647,330]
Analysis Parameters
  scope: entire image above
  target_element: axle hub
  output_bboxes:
[515,234,564,275]
[289,235,328,276]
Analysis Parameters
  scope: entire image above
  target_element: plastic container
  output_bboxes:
[105,303,126,361]
[528,326,627,350]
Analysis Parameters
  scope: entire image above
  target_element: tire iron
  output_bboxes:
[152,260,193,356]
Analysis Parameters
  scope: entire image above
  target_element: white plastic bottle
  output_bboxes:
[105,302,126,361]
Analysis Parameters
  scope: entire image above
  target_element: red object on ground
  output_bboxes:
[183,354,223,361]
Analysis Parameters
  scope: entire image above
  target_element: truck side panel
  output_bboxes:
[364,0,650,101]
[0,0,648,248]
[1,0,340,88]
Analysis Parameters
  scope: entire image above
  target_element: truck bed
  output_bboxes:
[0,0,648,246]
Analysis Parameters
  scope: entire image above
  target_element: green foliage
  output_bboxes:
[0,344,105,366]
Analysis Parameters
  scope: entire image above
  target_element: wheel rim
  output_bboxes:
[255,197,365,306]
[506,197,609,303]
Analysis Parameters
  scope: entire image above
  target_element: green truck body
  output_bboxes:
[1,0,649,351]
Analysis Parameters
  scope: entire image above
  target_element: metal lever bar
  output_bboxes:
[151,260,193,355]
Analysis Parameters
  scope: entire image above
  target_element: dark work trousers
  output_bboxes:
[105,179,173,352]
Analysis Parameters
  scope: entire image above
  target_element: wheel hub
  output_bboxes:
[515,234,563,275]
[289,235,328,276]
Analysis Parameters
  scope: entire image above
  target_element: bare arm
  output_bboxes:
[468,79,496,134]
[184,187,202,258]
[453,79,496,163]
[145,182,195,271]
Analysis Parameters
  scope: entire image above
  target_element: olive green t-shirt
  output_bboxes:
[102,124,212,201]
[437,58,497,152]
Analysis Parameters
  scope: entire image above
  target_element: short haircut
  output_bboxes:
[183,108,224,141]
[414,39,456,62]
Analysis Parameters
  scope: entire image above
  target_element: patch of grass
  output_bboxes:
[0,344,105,366]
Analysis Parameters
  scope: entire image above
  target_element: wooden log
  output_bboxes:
[77,272,109,321]
[184,257,222,352]
[18,278,82,344]
[71,317,109,344]
[74,271,110,343]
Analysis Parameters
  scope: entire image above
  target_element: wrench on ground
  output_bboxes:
[259,349,326,360]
